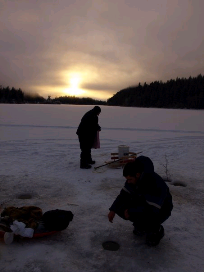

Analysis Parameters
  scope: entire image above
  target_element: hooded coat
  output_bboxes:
[109,156,173,230]
[76,107,101,148]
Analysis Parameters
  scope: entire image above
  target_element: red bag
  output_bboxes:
[92,131,100,149]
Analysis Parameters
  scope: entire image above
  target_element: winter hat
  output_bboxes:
[123,160,144,177]
[93,106,101,114]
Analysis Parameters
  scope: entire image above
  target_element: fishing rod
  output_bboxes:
[94,151,143,170]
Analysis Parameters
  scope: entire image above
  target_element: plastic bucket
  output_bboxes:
[118,145,129,158]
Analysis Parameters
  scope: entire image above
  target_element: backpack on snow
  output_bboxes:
[42,209,74,231]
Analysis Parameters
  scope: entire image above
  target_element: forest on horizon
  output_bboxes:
[1,74,204,109]
[107,74,204,109]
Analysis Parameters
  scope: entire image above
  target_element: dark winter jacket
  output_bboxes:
[76,107,101,145]
[109,158,173,224]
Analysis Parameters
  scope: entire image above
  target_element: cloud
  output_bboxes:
[1,0,204,100]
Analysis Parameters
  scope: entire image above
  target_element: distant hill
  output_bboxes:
[107,74,204,109]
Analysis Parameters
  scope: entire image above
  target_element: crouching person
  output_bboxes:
[108,156,173,246]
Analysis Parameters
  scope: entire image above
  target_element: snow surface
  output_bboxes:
[0,104,204,272]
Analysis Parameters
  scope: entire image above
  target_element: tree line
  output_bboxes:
[0,86,106,105]
[1,74,204,109]
[0,86,24,103]
[107,74,204,109]
[52,96,106,105]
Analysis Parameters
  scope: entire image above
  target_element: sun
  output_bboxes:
[66,74,84,96]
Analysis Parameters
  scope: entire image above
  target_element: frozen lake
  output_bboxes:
[0,104,204,184]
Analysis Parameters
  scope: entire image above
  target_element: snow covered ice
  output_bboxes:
[0,104,204,272]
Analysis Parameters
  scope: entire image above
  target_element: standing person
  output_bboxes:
[108,156,173,246]
[76,106,101,169]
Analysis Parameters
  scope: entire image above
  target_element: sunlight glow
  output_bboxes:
[70,76,80,89]
[64,74,84,96]
[34,69,108,100]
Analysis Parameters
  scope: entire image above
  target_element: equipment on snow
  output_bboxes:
[94,151,142,170]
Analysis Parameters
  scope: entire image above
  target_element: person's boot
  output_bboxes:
[88,160,95,165]
[80,163,92,169]
[146,225,164,246]
[133,227,146,236]
[132,222,146,236]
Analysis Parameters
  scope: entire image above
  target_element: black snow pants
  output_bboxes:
[115,206,171,233]
[78,136,93,166]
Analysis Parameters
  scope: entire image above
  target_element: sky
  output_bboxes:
[1,0,204,101]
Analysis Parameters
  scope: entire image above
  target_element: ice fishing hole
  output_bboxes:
[17,193,32,199]
[102,241,120,251]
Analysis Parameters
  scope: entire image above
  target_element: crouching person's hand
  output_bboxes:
[108,211,115,223]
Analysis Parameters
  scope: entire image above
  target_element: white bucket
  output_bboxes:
[118,145,129,158]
